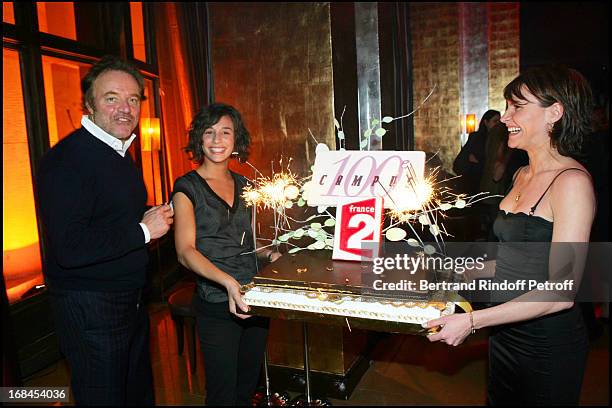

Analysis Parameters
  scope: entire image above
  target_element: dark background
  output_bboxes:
[521,1,609,101]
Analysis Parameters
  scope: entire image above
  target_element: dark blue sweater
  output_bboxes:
[37,127,149,291]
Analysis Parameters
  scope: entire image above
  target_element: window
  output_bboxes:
[36,2,76,41]
[4,2,164,305]
[3,2,15,24]
[130,2,147,62]
[3,48,44,304]
[36,2,105,48]
[42,56,91,147]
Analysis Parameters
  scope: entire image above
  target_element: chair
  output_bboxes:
[167,282,198,373]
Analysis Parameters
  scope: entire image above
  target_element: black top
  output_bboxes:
[37,127,149,291]
[492,167,586,302]
[172,170,258,303]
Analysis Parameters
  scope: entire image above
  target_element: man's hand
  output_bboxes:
[141,204,174,239]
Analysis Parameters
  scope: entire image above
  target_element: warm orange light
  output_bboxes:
[140,117,163,205]
[42,56,90,147]
[3,2,15,24]
[140,118,161,152]
[3,49,44,303]
[465,113,477,134]
[130,2,147,62]
[36,2,77,41]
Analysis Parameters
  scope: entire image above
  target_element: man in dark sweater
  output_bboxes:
[36,56,173,405]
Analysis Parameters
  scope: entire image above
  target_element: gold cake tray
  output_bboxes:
[242,251,472,336]
[242,284,471,336]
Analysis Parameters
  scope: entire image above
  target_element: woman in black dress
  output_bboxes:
[425,66,595,405]
[172,103,281,405]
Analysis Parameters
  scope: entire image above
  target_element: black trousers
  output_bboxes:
[194,297,269,406]
[49,287,154,406]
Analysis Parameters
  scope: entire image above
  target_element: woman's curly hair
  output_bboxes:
[185,103,250,163]
[503,65,594,158]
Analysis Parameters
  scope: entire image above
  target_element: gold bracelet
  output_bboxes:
[469,311,476,334]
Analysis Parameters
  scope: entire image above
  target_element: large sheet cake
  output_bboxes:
[242,250,469,335]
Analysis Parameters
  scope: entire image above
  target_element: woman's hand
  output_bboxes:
[223,276,251,319]
[423,313,472,346]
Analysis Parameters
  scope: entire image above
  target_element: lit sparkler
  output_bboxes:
[241,85,500,257]
[242,167,300,210]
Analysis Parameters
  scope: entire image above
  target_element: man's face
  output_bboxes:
[86,70,141,141]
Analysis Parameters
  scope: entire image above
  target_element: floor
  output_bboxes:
[23,302,609,406]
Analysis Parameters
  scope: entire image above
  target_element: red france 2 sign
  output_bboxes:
[332,196,383,261]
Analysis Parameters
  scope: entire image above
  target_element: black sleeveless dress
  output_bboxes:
[488,168,589,405]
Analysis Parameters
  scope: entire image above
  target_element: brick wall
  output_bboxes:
[410,3,462,172]
[209,3,335,177]
[488,3,520,112]
[410,2,520,172]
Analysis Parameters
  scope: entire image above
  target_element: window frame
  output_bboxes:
[3,2,166,295]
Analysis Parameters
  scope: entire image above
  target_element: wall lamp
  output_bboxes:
[140,118,161,151]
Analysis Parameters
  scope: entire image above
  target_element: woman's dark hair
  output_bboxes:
[81,55,146,111]
[185,103,251,163]
[503,65,594,157]
[477,109,501,133]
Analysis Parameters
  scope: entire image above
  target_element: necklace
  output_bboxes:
[515,192,521,202]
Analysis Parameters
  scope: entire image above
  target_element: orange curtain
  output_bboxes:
[154,2,197,189]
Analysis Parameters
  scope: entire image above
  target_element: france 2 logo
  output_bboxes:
[332,197,383,261]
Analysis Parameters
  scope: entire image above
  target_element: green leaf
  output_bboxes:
[382,116,393,123]
[308,229,319,239]
[278,232,294,242]
[385,227,407,242]
[313,240,326,249]
[293,228,305,238]
[364,128,372,138]
[360,139,369,149]
[297,198,305,207]
[371,119,379,126]
[325,238,334,246]
[375,128,387,137]
[288,247,302,254]
[439,203,452,211]
[337,130,345,140]
[324,218,336,227]
[310,222,322,230]
[429,224,440,236]
[418,215,429,225]
[407,238,419,247]
[454,199,466,209]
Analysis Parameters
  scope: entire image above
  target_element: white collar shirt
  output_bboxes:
[81,115,137,157]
